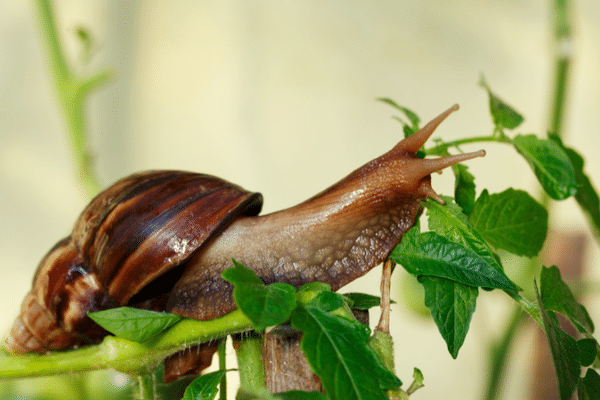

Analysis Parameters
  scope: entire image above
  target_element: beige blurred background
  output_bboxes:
[1,1,599,398]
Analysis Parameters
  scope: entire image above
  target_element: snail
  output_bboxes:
[5,104,484,381]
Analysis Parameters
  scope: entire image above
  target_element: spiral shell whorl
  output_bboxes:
[5,171,263,355]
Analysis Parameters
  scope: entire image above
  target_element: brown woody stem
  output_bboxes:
[377,259,395,333]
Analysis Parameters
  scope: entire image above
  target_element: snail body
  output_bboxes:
[5,105,484,379]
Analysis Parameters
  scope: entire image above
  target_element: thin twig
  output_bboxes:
[376,259,395,333]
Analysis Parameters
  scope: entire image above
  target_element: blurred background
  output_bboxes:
[1,0,599,399]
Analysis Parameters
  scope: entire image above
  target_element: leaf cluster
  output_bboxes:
[88,262,414,400]
[222,263,408,400]
[382,80,600,399]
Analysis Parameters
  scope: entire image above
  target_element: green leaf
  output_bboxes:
[274,391,328,400]
[468,189,548,257]
[578,338,598,367]
[298,281,331,294]
[292,292,401,400]
[377,97,420,135]
[87,307,181,342]
[343,293,394,310]
[513,134,578,200]
[406,368,425,395]
[578,369,600,400]
[540,265,594,334]
[425,196,504,274]
[536,282,581,400]
[562,145,600,243]
[391,227,518,291]
[479,76,524,130]
[182,370,228,400]
[305,290,345,312]
[418,276,478,358]
[296,282,332,308]
[222,260,297,331]
[452,164,476,214]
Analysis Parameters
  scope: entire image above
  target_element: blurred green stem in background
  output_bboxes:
[549,0,572,138]
[34,0,112,199]
[482,1,572,399]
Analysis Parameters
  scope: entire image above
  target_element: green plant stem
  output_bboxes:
[218,338,227,400]
[483,305,527,400]
[424,135,512,156]
[132,373,156,400]
[482,203,547,400]
[483,290,543,400]
[549,59,570,137]
[0,310,252,379]
[34,0,112,199]
[548,0,572,138]
[234,333,266,392]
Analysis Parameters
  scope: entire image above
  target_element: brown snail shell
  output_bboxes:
[5,171,262,354]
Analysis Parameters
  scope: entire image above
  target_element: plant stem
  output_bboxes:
[218,338,228,400]
[0,310,252,379]
[483,305,527,400]
[376,259,394,333]
[34,0,112,199]
[424,135,511,156]
[132,373,156,400]
[234,333,266,393]
[548,0,572,138]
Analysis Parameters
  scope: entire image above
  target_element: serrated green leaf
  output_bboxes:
[536,282,581,400]
[182,370,228,400]
[479,77,524,130]
[425,196,504,274]
[578,369,600,400]
[452,164,476,214]
[292,292,401,400]
[562,145,600,243]
[513,134,578,200]
[468,189,548,257]
[540,265,594,334]
[87,307,181,342]
[418,276,478,358]
[222,260,297,331]
[391,227,518,291]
